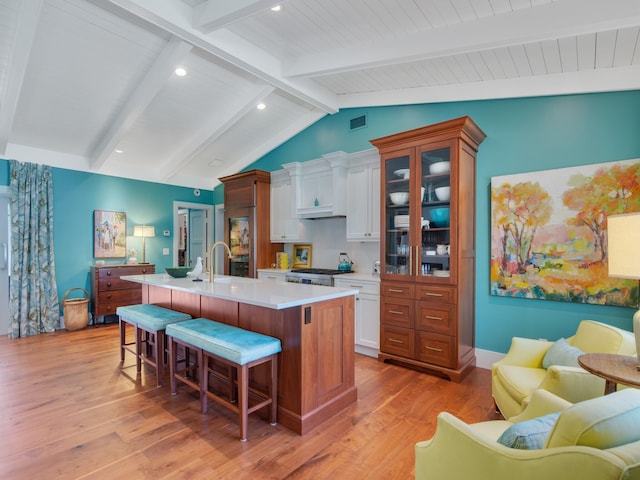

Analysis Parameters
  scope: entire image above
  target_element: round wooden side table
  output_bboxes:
[578,353,640,395]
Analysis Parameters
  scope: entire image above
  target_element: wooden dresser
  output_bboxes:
[90,264,155,323]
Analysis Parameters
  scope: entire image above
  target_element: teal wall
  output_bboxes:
[0,160,213,316]
[4,90,640,352]
[242,90,640,353]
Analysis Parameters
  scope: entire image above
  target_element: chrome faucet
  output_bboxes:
[208,241,233,282]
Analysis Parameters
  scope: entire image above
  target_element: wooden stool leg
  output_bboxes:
[201,350,209,414]
[154,330,164,387]
[169,336,177,395]
[119,318,126,362]
[238,364,249,442]
[135,325,142,373]
[270,355,278,426]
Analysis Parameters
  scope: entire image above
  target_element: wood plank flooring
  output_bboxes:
[0,325,497,479]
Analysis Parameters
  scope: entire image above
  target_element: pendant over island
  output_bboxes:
[121,273,358,435]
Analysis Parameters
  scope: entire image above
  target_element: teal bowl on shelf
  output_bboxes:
[165,266,192,278]
[430,207,450,227]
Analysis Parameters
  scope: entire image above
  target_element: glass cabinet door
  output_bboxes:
[382,150,413,278]
[419,146,451,280]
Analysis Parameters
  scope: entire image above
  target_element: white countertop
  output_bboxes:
[122,273,358,310]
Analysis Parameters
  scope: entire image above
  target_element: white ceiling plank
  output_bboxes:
[595,30,617,69]
[577,33,596,70]
[194,0,287,33]
[558,36,578,72]
[283,0,640,78]
[0,0,43,154]
[540,39,562,74]
[524,42,547,75]
[90,36,192,169]
[613,27,640,67]
[337,65,640,108]
[160,85,275,182]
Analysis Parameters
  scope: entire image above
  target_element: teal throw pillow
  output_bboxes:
[497,412,561,450]
[542,337,584,369]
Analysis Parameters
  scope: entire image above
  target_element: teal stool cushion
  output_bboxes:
[116,304,191,330]
[166,318,282,365]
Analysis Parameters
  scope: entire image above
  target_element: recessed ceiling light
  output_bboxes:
[175,67,187,77]
[271,5,282,12]
[115,149,123,154]
[257,103,266,110]
[209,159,223,167]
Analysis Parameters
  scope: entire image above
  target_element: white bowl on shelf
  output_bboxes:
[429,161,450,174]
[435,186,450,201]
[389,192,409,205]
[394,169,410,179]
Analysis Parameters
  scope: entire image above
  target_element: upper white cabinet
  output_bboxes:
[270,169,311,243]
[346,149,380,242]
[283,151,348,219]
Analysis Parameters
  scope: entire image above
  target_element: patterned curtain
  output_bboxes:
[8,160,60,338]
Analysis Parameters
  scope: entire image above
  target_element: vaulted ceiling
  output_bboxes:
[1,0,639,190]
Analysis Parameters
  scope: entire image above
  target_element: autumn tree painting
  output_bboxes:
[491,159,640,306]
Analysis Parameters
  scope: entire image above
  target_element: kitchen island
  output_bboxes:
[122,273,358,435]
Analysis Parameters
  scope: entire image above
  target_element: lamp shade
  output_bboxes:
[133,225,155,238]
[608,213,640,279]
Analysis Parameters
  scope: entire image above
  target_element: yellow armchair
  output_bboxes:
[416,389,640,480]
[492,320,636,419]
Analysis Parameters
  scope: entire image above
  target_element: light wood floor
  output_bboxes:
[0,325,497,479]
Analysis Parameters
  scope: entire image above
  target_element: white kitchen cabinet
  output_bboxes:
[257,269,288,282]
[283,151,348,219]
[334,275,380,358]
[270,169,311,242]
[346,149,380,242]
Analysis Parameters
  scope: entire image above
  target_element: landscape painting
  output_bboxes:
[490,159,640,306]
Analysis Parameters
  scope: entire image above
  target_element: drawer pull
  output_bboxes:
[425,315,443,321]
[388,288,404,293]
[106,294,112,299]
[425,346,443,352]
[106,282,112,287]
[106,271,112,276]
[350,284,363,288]
[389,310,404,315]
[425,292,443,297]
[388,338,404,344]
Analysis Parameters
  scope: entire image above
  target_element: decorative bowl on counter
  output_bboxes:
[389,192,409,205]
[429,161,450,174]
[165,266,192,278]
[435,186,450,201]
[430,207,450,227]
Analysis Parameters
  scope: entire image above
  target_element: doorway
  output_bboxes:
[172,201,214,270]
[0,186,9,336]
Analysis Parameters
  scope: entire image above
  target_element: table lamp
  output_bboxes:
[133,225,155,264]
[607,213,640,368]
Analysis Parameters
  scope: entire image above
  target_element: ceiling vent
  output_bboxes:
[349,114,367,131]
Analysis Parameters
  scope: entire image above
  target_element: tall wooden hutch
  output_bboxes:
[370,116,485,382]
[219,170,282,278]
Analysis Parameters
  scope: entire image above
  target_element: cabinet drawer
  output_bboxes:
[381,282,414,298]
[98,266,154,279]
[98,289,141,304]
[415,303,456,335]
[380,296,413,328]
[96,295,142,316]
[334,278,380,295]
[416,285,455,304]
[416,331,455,368]
[98,278,139,291]
[380,325,414,357]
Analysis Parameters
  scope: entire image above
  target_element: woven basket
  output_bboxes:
[63,288,90,331]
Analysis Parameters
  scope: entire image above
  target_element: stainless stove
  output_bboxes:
[285,268,351,286]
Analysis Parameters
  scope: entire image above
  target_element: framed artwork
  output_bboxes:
[229,216,250,257]
[490,158,640,307]
[293,244,312,268]
[94,210,127,258]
